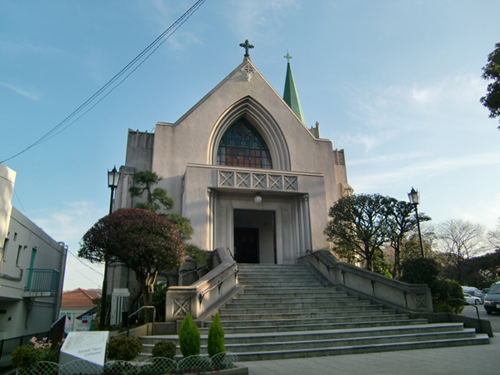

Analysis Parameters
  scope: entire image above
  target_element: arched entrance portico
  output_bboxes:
[208,188,312,264]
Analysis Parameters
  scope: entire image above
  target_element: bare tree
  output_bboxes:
[437,219,486,284]
[487,219,500,250]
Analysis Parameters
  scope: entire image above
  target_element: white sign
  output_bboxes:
[59,331,109,366]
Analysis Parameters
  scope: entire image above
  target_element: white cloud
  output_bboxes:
[349,150,433,166]
[351,150,500,191]
[222,0,300,39]
[345,73,487,131]
[453,193,500,231]
[167,31,202,51]
[335,133,383,153]
[0,38,70,58]
[0,82,39,101]
[33,201,106,251]
[31,201,106,290]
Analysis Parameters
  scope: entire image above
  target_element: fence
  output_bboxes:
[0,332,49,368]
[15,353,238,375]
[26,269,60,293]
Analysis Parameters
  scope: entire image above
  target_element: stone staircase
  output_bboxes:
[141,263,489,361]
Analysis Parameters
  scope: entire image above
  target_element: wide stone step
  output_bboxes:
[219,309,398,321]
[221,329,480,353]
[238,281,324,288]
[238,274,320,280]
[233,296,359,305]
[206,318,429,334]
[141,322,459,348]
[218,323,468,345]
[222,299,373,310]
[238,281,323,287]
[142,326,479,356]
[219,313,412,327]
[141,263,490,361]
[234,290,354,297]
[220,306,391,316]
[234,334,490,361]
[237,270,309,277]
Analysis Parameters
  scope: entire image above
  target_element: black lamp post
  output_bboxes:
[408,187,425,258]
[100,166,120,330]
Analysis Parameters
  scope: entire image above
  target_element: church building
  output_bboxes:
[113,42,352,270]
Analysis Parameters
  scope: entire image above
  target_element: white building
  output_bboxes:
[109,46,352,294]
[0,163,67,341]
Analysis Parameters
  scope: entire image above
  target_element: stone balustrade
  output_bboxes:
[165,247,238,321]
[300,250,433,313]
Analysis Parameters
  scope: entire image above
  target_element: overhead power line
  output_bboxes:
[67,249,104,276]
[1,0,206,164]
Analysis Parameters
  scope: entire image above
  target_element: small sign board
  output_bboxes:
[59,331,109,366]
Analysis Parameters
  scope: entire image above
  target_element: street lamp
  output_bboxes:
[100,166,120,330]
[408,187,425,258]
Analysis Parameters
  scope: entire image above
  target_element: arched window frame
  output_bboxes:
[208,97,291,171]
[217,118,273,169]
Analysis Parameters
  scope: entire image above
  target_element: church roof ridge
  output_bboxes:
[169,53,315,139]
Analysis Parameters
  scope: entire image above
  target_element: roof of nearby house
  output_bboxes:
[61,288,101,308]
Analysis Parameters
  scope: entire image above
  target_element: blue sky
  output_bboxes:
[1,0,499,290]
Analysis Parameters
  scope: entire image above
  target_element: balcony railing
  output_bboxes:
[25,269,60,293]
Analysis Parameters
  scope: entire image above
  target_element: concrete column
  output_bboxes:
[303,194,312,252]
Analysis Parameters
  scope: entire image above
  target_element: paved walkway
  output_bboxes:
[244,333,498,375]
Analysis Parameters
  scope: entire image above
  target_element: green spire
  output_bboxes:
[283,52,305,123]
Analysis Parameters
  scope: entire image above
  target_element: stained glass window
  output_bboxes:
[217,118,273,169]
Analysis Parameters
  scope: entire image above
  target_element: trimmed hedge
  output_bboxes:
[151,341,176,359]
[107,336,143,361]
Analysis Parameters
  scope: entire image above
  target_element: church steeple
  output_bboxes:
[283,52,305,124]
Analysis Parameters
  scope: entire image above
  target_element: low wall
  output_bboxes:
[300,250,433,313]
[166,248,238,321]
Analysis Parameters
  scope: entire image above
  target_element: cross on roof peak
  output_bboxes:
[239,39,254,57]
[284,51,292,62]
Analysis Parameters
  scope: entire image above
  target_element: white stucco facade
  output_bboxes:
[0,163,67,341]
[112,56,351,276]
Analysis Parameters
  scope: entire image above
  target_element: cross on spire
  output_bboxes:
[284,51,292,62]
[239,39,254,57]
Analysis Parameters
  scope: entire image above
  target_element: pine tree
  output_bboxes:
[207,313,225,357]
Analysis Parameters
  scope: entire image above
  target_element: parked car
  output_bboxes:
[484,282,500,315]
[463,292,482,305]
[481,288,489,302]
[462,286,482,298]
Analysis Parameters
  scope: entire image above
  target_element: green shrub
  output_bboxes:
[151,341,176,359]
[401,258,440,287]
[401,259,465,314]
[107,336,143,361]
[11,345,41,368]
[207,313,225,357]
[184,244,209,266]
[432,278,465,314]
[178,313,200,357]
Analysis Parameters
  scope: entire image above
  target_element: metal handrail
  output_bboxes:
[179,267,211,277]
[447,298,481,321]
[126,306,155,337]
[198,267,239,305]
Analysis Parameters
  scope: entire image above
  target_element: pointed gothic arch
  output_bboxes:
[208,96,291,171]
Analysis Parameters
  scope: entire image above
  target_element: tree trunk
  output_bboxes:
[393,241,401,279]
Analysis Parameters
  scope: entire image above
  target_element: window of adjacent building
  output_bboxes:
[1,238,8,262]
[217,118,273,169]
[16,245,22,266]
